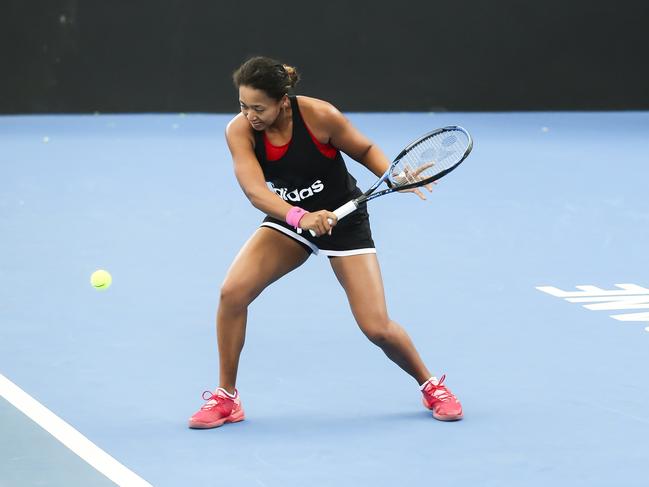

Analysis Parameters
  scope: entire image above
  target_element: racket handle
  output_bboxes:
[308,200,358,237]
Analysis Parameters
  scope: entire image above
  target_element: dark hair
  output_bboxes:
[232,56,300,100]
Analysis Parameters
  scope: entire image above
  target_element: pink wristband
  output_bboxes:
[286,206,308,228]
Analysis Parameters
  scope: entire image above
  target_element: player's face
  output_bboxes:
[238,85,286,131]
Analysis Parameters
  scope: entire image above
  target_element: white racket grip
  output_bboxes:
[308,200,358,237]
[333,200,358,220]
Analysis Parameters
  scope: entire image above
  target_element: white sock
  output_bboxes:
[419,377,438,390]
[216,387,237,398]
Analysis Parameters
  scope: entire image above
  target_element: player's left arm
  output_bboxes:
[320,102,431,199]
[321,103,390,178]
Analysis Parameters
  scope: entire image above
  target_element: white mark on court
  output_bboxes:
[537,284,649,332]
[0,373,152,486]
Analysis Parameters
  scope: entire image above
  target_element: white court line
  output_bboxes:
[0,373,152,487]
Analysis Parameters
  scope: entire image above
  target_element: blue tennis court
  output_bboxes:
[1,111,648,486]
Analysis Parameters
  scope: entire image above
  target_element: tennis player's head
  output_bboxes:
[233,56,300,131]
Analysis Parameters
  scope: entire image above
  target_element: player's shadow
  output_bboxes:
[241,409,445,438]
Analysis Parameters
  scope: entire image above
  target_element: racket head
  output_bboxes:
[387,126,473,191]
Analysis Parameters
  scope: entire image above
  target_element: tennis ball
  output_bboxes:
[90,269,112,290]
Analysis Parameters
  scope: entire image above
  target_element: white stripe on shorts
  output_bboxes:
[260,222,320,254]
[319,248,376,257]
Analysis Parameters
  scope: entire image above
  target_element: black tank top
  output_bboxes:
[253,96,362,212]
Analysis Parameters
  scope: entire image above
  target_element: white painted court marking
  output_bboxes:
[0,373,152,487]
[536,283,649,333]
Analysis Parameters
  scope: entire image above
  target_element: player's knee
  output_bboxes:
[365,329,389,345]
[362,319,392,345]
[219,281,254,310]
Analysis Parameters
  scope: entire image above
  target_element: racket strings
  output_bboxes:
[390,130,470,187]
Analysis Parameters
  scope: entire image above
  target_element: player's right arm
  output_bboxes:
[225,115,292,220]
[225,115,335,235]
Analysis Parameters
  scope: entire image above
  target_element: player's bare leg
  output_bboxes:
[217,228,310,392]
[189,228,310,429]
[329,253,432,384]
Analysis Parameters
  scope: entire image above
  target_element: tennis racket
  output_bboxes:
[307,125,473,236]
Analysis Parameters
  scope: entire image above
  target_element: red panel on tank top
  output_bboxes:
[263,123,337,161]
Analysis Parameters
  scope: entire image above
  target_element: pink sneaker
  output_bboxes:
[421,375,463,421]
[188,388,245,429]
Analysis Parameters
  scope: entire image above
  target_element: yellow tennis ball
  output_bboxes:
[90,269,112,290]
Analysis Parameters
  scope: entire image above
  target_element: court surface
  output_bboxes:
[1,111,648,486]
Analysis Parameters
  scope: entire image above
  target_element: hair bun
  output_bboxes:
[282,64,300,88]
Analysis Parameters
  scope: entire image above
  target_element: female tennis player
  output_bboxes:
[188,56,463,428]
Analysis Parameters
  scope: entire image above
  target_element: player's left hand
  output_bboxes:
[393,163,436,200]
[399,183,435,200]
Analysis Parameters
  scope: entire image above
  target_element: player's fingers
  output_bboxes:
[314,218,326,236]
[414,188,427,200]
[306,215,322,237]
[314,213,329,233]
[325,217,334,236]
[415,162,435,175]
[315,212,334,236]
[425,183,433,192]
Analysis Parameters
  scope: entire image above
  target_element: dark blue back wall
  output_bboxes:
[3,0,649,113]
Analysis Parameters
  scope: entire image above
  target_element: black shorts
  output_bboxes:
[260,205,376,257]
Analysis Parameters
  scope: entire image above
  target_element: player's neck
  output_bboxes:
[266,106,292,136]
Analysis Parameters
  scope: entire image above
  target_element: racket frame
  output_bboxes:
[308,125,473,233]
[333,125,473,220]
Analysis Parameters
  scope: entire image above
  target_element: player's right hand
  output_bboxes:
[300,210,337,236]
